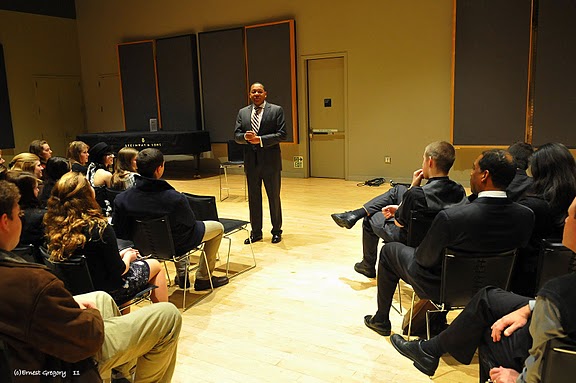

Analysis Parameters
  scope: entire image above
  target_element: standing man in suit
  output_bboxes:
[364,149,535,336]
[235,82,287,244]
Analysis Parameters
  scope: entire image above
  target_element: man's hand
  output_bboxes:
[411,169,424,187]
[73,297,97,310]
[490,304,531,342]
[489,366,520,383]
[382,205,399,219]
[244,131,260,144]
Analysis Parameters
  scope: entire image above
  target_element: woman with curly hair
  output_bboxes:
[9,152,43,179]
[44,172,168,305]
[67,140,90,174]
[110,147,139,190]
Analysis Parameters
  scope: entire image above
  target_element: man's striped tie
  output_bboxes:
[251,106,262,133]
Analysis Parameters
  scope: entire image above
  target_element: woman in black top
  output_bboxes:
[67,140,90,175]
[38,156,70,207]
[43,172,168,305]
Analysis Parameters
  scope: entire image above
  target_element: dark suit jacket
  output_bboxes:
[385,197,535,300]
[234,102,287,175]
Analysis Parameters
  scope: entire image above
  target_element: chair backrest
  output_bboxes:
[407,210,440,248]
[132,216,178,261]
[12,244,37,264]
[541,337,576,383]
[39,247,95,296]
[106,187,123,212]
[536,239,576,291]
[226,140,244,163]
[183,193,219,221]
[440,248,517,308]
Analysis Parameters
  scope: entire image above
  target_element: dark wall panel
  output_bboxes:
[199,28,246,143]
[156,35,202,131]
[246,21,297,143]
[0,43,15,149]
[453,0,531,145]
[531,0,576,148]
[118,41,159,132]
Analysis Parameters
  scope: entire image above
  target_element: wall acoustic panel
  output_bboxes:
[452,0,531,146]
[0,43,15,149]
[246,20,297,143]
[199,28,247,143]
[156,35,201,132]
[117,41,159,132]
[531,0,576,148]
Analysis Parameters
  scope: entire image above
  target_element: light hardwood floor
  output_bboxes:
[155,171,479,383]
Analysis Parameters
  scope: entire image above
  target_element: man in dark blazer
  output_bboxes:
[234,82,287,244]
[364,149,535,336]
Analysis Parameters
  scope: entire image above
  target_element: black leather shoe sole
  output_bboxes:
[244,236,263,245]
[390,334,438,376]
[364,315,391,336]
[354,262,376,278]
[271,234,282,243]
[194,276,230,291]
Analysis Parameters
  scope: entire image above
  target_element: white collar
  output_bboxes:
[477,190,507,198]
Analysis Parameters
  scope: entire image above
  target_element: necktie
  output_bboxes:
[251,106,262,133]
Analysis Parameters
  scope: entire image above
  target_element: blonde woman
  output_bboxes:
[44,172,168,305]
[67,140,89,174]
[9,153,43,179]
[110,147,139,190]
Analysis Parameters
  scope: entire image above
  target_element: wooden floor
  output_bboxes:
[155,171,478,383]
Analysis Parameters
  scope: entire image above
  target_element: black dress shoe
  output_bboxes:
[390,334,439,376]
[331,211,364,229]
[194,275,230,291]
[364,315,391,336]
[354,261,376,278]
[271,234,282,243]
[244,235,263,245]
[174,274,191,289]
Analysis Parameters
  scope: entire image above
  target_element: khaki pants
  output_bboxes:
[76,291,182,383]
[176,220,224,280]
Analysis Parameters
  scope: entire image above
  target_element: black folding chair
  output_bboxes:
[407,248,517,340]
[536,239,576,291]
[132,215,212,311]
[540,337,576,383]
[219,140,247,201]
[184,193,256,278]
[39,247,156,312]
[12,244,41,264]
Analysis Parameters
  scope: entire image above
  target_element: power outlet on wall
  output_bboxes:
[384,156,392,164]
[293,156,304,168]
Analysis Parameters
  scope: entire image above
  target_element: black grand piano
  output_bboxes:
[77,130,211,176]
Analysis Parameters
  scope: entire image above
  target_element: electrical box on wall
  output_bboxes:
[293,156,303,168]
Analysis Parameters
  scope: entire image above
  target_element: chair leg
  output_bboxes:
[407,291,416,341]
[223,227,257,279]
[162,261,171,286]
[391,282,403,316]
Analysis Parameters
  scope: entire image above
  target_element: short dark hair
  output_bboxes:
[45,156,70,182]
[507,142,533,170]
[424,141,456,173]
[137,148,164,178]
[0,180,20,219]
[5,171,40,209]
[479,149,516,190]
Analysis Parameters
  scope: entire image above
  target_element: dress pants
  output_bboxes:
[361,185,408,267]
[432,287,531,382]
[247,166,282,236]
[176,220,223,280]
[77,291,182,383]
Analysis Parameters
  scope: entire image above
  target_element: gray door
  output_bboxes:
[307,57,345,178]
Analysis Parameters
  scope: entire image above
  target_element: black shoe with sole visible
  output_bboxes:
[271,234,282,243]
[331,210,364,229]
[194,275,230,291]
[354,261,376,278]
[390,334,439,376]
[364,315,391,336]
[244,235,263,245]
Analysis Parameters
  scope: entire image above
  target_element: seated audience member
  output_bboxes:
[5,170,46,248]
[0,149,6,180]
[38,156,70,207]
[86,142,114,213]
[29,139,52,176]
[9,152,43,179]
[0,180,182,382]
[68,140,90,174]
[44,172,168,305]
[110,147,139,190]
[332,141,467,278]
[506,141,534,201]
[390,195,576,383]
[113,148,229,291]
[511,142,576,296]
[364,149,535,337]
